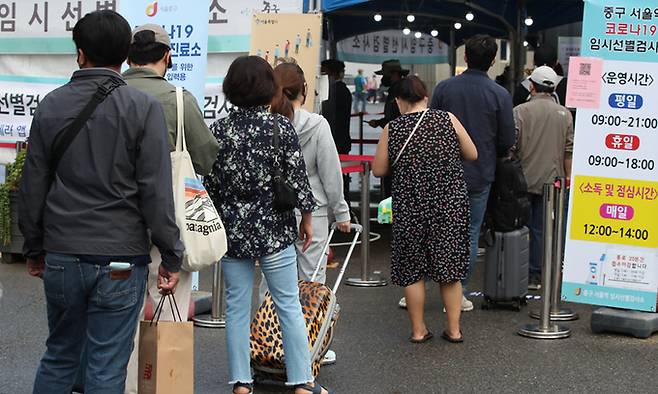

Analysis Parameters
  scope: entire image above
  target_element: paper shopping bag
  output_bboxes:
[138,320,194,393]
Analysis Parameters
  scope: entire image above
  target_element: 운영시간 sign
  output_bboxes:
[562,0,658,312]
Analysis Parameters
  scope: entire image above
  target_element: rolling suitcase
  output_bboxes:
[482,227,530,311]
[250,223,362,380]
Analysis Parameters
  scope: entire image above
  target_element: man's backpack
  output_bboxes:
[488,157,531,232]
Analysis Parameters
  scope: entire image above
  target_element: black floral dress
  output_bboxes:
[204,106,316,259]
[388,109,470,286]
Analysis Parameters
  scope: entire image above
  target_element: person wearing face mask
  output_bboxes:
[367,60,409,130]
[368,60,409,200]
[122,23,219,394]
[20,12,184,393]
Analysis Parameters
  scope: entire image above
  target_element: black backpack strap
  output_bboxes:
[49,76,126,174]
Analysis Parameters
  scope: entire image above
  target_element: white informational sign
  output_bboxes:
[562,0,658,312]
[202,77,231,126]
[337,30,449,65]
[0,76,66,143]
[558,36,581,77]
[0,75,228,142]
[207,0,301,52]
[121,0,209,107]
[0,0,301,54]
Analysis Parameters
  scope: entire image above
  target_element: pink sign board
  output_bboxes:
[566,56,604,108]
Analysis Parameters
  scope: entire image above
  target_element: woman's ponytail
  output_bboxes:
[270,63,306,120]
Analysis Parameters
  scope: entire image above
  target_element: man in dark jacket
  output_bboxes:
[19,11,183,393]
[321,59,353,207]
[321,59,352,155]
[368,60,408,199]
[513,45,568,107]
[368,59,408,130]
[431,35,516,311]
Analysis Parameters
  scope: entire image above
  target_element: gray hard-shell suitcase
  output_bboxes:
[482,227,530,311]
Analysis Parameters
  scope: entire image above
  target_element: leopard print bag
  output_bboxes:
[250,224,362,379]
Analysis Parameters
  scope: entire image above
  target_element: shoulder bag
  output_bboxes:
[377,109,428,224]
[171,87,227,271]
[272,119,297,212]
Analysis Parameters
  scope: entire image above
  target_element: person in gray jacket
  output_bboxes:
[19,11,183,393]
[267,63,351,364]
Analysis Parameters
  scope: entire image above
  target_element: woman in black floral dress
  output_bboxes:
[204,56,333,394]
[373,77,477,344]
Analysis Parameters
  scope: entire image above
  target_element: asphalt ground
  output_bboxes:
[1,104,657,393]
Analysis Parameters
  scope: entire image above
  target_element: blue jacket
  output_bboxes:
[430,69,516,192]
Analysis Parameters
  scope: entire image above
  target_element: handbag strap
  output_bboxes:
[392,109,428,168]
[175,87,188,153]
[50,76,125,175]
[272,117,283,180]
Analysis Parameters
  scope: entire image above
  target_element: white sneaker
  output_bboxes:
[321,349,336,366]
[443,295,474,313]
[398,297,407,309]
[461,295,474,311]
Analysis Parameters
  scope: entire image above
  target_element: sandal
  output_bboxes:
[441,330,464,343]
[233,382,253,394]
[409,330,434,344]
[294,382,335,394]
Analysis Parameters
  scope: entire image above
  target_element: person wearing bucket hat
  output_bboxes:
[367,59,409,130]
[512,65,573,290]
[368,60,410,200]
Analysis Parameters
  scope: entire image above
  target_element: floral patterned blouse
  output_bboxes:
[204,106,316,259]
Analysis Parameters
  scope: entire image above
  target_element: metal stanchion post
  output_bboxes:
[346,161,387,287]
[530,178,578,321]
[358,112,364,156]
[193,261,226,328]
[518,184,570,339]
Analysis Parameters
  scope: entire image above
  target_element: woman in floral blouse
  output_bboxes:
[204,56,333,394]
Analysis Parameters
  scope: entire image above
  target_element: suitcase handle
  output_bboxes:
[310,223,363,295]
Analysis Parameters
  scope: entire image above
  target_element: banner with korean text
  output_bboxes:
[337,30,449,65]
[562,0,658,312]
[0,0,301,54]
[121,0,209,107]
[0,75,229,143]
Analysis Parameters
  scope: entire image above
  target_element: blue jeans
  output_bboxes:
[223,245,312,386]
[33,253,147,394]
[462,186,491,288]
[353,91,366,113]
[528,193,544,279]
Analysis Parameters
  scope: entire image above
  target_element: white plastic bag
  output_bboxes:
[171,87,227,271]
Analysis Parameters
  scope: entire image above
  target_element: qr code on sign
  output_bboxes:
[579,62,592,76]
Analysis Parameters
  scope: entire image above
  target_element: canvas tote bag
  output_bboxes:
[172,87,227,271]
[138,294,194,394]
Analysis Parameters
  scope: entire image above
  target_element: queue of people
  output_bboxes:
[17,9,572,394]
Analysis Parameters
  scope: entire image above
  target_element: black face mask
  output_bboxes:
[382,75,392,87]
